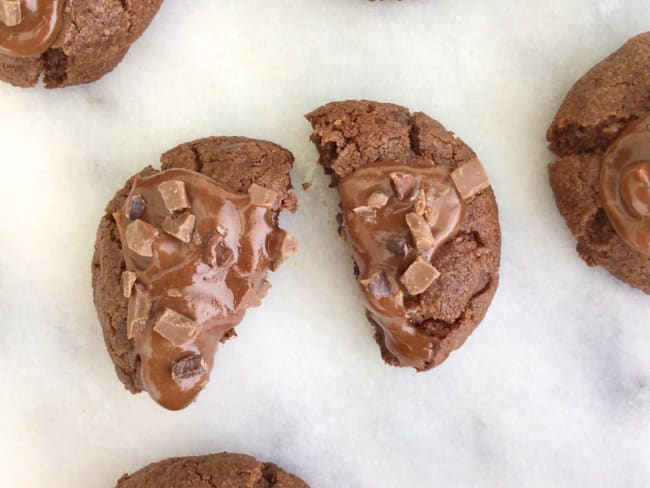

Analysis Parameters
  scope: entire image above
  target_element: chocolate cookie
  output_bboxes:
[116,453,310,487]
[547,33,650,293]
[0,0,162,88]
[92,137,298,410]
[306,100,501,370]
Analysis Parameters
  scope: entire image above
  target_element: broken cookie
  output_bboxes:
[92,137,297,410]
[306,100,501,370]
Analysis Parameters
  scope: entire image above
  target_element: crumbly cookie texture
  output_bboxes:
[0,0,163,88]
[546,33,650,293]
[306,100,501,370]
[116,453,310,488]
[92,137,296,398]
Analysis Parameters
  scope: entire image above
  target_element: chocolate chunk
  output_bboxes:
[126,285,151,339]
[360,271,392,299]
[126,195,146,221]
[157,180,190,213]
[171,354,207,381]
[205,233,234,268]
[121,270,137,298]
[167,289,182,298]
[153,309,198,346]
[367,191,389,209]
[248,183,279,208]
[0,0,21,27]
[424,207,438,226]
[450,158,490,200]
[390,172,418,200]
[414,189,426,215]
[405,212,435,250]
[385,235,409,258]
[125,219,159,257]
[270,230,298,271]
[255,280,272,299]
[399,257,440,295]
[162,211,196,243]
[235,284,262,310]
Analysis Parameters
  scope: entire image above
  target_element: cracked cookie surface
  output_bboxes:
[115,453,310,488]
[306,100,501,370]
[547,32,650,293]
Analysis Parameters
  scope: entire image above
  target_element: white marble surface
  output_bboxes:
[1,0,649,486]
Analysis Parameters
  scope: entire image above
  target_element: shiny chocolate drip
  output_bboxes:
[114,169,288,410]
[339,163,467,369]
[0,0,65,57]
[600,113,650,256]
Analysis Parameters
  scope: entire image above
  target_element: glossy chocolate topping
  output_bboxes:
[600,113,650,256]
[0,0,64,57]
[114,169,295,410]
[339,161,488,369]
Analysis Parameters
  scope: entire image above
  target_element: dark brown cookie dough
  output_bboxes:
[0,0,162,88]
[547,33,650,293]
[92,137,297,408]
[306,100,501,370]
[116,453,310,488]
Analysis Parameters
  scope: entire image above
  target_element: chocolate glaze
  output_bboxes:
[339,163,467,369]
[0,0,64,57]
[600,113,650,256]
[114,169,288,410]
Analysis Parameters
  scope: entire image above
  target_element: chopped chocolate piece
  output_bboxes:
[153,309,198,346]
[167,288,182,298]
[367,191,389,209]
[126,285,152,340]
[248,183,279,208]
[450,158,490,200]
[360,271,393,299]
[235,284,262,310]
[126,195,146,221]
[0,0,21,27]
[162,211,196,243]
[405,212,435,250]
[205,233,234,268]
[125,219,159,257]
[385,235,409,258]
[390,172,418,200]
[270,230,298,271]
[121,270,137,298]
[157,180,190,212]
[414,189,426,215]
[424,207,438,226]
[255,280,272,299]
[171,354,207,381]
[399,257,440,295]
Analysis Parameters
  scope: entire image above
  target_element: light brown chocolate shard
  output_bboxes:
[171,354,207,381]
[248,183,279,208]
[236,284,262,310]
[0,0,21,27]
[255,280,272,299]
[405,212,435,250]
[121,270,137,298]
[157,180,190,212]
[162,211,196,243]
[125,219,159,257]
[451,158,490,200]
[390,172,419,200]
[127,285,152,339]
[126,194,146,221]
[205,233,234,268]
[153,308,198,346]
[360,271,392,299]
[270,230,297,271]
[385,235,409,258]
[367,191,389,209]
[424,207,438,226]
[414,189,426,215]
[400,257,440,295]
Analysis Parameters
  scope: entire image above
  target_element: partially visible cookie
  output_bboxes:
[547,33,650,293]
[0,0,163,88]
[92,137,297,410]
[306,100,501,370]
[116,453,310,488]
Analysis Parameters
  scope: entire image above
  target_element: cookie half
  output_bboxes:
[116,453,309,487]
[0,0,163,88]
[92,137,297,410]
[546,32,650,293]
[306,100,501,370]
